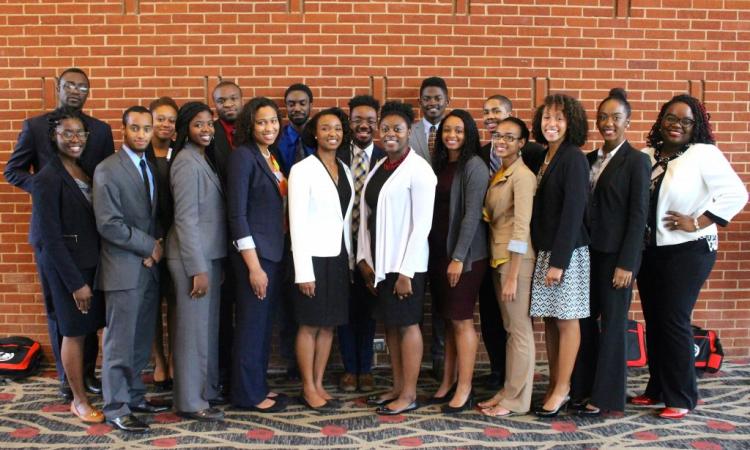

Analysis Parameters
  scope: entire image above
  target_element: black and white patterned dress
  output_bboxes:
[530,246,590,319]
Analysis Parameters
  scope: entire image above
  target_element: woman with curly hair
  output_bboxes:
[358,101,436,415]
[529,93,591,417]
[631,95,747,419]
[425,109,488,413]
[289,108,355,410]
[226,97,289,413]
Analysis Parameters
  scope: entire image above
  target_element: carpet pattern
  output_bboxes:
[0,361,748,449]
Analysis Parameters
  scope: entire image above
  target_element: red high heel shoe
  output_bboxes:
[659,407,689,419]
[630,394,660,406]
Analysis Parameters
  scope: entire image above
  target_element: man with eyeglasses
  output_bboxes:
[209,80,242,399]
[475,94,545,389]
[409,76,450,380]
[4,67,114,402]
[335,95,385,394]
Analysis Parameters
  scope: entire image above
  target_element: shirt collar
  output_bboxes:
[352,141,374,160]
[121,144,148,168]
[597,140,626,160]
[422,117,440,135]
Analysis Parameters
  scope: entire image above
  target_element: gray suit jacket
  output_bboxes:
[409,120,433,166]
[446,155,489,271]
[93,149,159,291]
[166,143,227,276]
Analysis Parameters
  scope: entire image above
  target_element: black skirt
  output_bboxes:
[372,272,426,327]
[43,265,105,337]
[293,243,350,327]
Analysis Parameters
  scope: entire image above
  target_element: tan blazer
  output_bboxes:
[484,157,536,263]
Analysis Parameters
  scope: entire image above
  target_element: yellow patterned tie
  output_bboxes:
[428,125,437,158]
[351,146,369,238]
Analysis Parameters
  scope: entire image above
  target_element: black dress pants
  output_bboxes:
[478,270,507,378]
[571,250,635,411]
[637,240,716,410]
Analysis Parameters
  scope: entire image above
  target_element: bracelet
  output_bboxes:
[451,258,462,263]
[693,217,701,232]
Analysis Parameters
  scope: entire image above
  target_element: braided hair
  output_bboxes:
[646,94,714,148]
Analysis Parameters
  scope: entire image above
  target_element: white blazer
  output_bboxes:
[357,149,437,286]
[289,155,355,283]
[643,143,747,247]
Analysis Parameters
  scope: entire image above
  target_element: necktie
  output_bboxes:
[428,125,437,158]
[489,147,500,176]
[139,158,152,212]
[351,146,369,239]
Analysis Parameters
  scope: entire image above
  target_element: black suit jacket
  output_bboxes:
[531,142,590,270]
[4,109,114,245]
[586,141,650,271]
[336,142,386,173]
[479,140,546,175]
[32,155,99,293]
[226,142,286,263]
[208,119,234,187]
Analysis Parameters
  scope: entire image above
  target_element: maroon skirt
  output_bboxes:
[428,257,487,321]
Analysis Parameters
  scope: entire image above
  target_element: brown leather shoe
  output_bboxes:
[339,373,357,392]
[358,373,375,393]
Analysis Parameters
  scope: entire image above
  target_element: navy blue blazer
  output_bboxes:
[586,141,650,271]
[336,142,386,173]
[4,109,114,245]
[226,142,286,263]
[32,155,99,293]
[531,141,590,270]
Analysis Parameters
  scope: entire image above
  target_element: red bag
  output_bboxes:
[693,326,724,373]
[626,320,647,367]
[0,336,43,380]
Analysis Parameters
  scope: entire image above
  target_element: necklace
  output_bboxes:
[259,147,271,159]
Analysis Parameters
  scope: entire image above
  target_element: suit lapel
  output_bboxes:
[594,141,629,195]
[251,144,282,197]
[188,146,224,196]
[55,156,93,214]
[117,148,154,213]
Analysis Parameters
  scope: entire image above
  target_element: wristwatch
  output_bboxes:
[693,216,701,232]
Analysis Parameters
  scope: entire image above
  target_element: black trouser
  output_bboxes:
[571,250,635,411]
[478,270,507,377]
[218,257,235,388]
[637,240,716,410]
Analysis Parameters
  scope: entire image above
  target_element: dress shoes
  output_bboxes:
[366,394,398,406]
[106,414,149,433]
[339,373,357,393]
[630,394,661,406]
[424,383,457,405]
[534,396,570,418]
[573,404,601,417]
[130,399,171,413]
[70,401,104,424]
[247,398,288,413]
[209,394,229,406]
[299,396,339,412]
[358,373,375,393]
[178,407,225,422]
[59,381,73,402]
[376,400,420,415]
[659,407,689,419]
[442,391,474,414]
[84,374,102,395]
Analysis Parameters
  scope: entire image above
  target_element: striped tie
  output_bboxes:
[351,146,369,239]
[428,125,437,158]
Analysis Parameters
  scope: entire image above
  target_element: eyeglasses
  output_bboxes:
[492,133,520,143]
[56,130,89,141]
[663,114,695,128]
[61,81,89,94]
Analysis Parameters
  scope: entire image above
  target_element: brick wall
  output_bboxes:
[1,0,749,368]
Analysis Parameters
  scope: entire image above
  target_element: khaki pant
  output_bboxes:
[492,257,535,413]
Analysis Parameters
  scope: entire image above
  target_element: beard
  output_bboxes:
[289,115,308,127]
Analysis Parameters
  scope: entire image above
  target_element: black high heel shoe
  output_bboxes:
[441,390,474,414]
[425,383,457,405]
[534,395,570,418]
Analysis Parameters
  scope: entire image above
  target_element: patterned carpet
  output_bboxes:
[0,361,748,449]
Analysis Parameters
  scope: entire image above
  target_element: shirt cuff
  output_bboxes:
[233,235,256,251]
[507,240,528,255]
